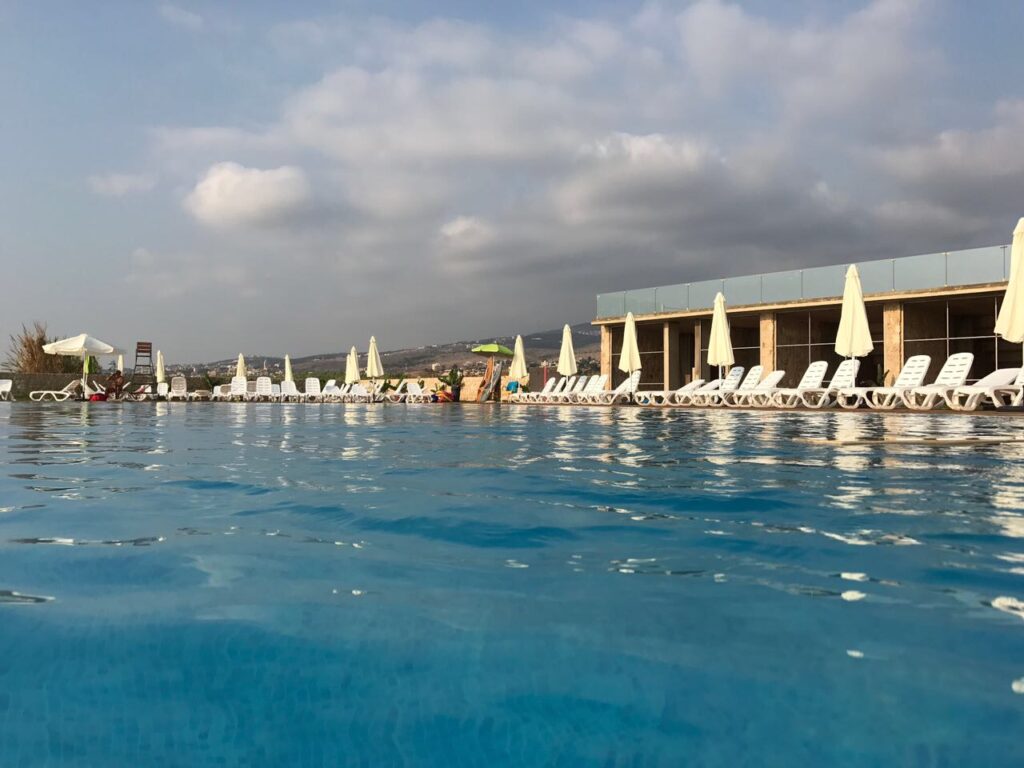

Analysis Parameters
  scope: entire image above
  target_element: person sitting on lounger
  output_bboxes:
[105,370,125,399]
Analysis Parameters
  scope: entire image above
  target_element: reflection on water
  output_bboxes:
[1,402,1024,765]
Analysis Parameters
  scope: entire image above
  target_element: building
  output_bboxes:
[594,244,1014,389]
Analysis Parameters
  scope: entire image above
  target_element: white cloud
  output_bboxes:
[159,4,203,31]
[88,172,157,197]
[133,0,1024,358]
[183,162,311,227]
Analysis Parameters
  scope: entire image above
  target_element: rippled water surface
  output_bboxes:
[1,402,1024,766]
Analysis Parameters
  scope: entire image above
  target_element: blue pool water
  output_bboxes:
[1,402,1023,766]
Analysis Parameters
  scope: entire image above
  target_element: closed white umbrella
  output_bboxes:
[236,354,246,380]
[345,347,360,385]
[707,293,734,377]
[117,354,124,374]
[995,218,1024,343]
[284,355,293,383]
[42,334,118,387]
[155,350,166,384]
[366,337,384,379]
[509,335,528,381]
[618,312,642,374]
[835,265,874,358]
[557,325,577,376]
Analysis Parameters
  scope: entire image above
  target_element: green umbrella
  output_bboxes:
[471,343,514,357]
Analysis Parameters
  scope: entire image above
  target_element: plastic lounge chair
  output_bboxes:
[320,379,342,401]
[725,369,786,407]
[673,378,723,406]
[252,377,274,402]
[692,366,753,407]
[769,361,828,408]
[211,384,231,401]
[0,379,12,401]
[166,376,189,401]
[798,359,860,409]
[244,381,259,401]
[552,376,590,404]
[345,384,370,403]
[511,377,555,403]
[271,383,281,401]
[974,367,1024,409]
[401,382,432,403]
[279,380,301,402]
[386,381,409,403]
[303,378,321,402]
[535,376,574,404]
[227,377,248,402]
[944,368,1022,411]
[706,366,763,407]
[582,370,642,405]
[567,375,608,404]
[155,382,169,400]
[838,355,931,410]
[634,379,704,407]
[900,353,974,410]
[30,379,80,402]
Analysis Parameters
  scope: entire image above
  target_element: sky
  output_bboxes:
[1,0,1023,362]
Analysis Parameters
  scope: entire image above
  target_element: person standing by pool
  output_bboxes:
[105,370,125,399]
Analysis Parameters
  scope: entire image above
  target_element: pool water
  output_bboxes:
[1,403,1023,766]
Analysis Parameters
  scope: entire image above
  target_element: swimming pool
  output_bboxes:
[0,402,1022,766]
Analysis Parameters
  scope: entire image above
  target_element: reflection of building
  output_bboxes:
[595,245,1013,389]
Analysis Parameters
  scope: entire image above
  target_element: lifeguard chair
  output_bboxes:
[133,342,154,376]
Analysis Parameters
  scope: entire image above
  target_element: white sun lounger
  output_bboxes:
[796,359,860,409]
[249,377,273,402]
[674,377,723,406]
[633,379,705,406]
[943,368,1022,411]
[566,375,608,404]
[686,367,746,407]
[838,355,931,410]
[535,376,574,404]
[699,366,761,407]
[511,377,555,403]
[580,370,642,405]
[769,361,829,408]
[553,376,590,404]
[724,369,786,407]
[167,376,189,401]
[0,379,11,401]
[385,381,409,403]
[900,353,974,410]
[279,380,301,402]
[30,379,80,402]
[401,382,432,403]
[302,377,321,402]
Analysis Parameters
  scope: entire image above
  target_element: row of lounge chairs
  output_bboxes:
[634,353,1024,411]
[196,377,432,403]
[511,371,641,405]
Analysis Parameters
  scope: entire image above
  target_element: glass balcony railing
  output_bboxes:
[595,245,1010,319]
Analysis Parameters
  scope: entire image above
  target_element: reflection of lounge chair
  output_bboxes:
[0,379,12,401]
[769,361,828,408]
[900,353,974,410]
[634,379,705,407]
[838,355,930,410]
[30,380,80,402]
[944,368,1022,411]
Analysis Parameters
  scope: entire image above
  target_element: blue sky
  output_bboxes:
[2,0,1023,361]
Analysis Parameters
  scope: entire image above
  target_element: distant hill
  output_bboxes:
[174,323,600,375]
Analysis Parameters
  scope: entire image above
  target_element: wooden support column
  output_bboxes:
[664,321,680,390]
[759,312,776,373]
[883,302,903,385]
[600,325,613,380]
[692,321,703,381]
